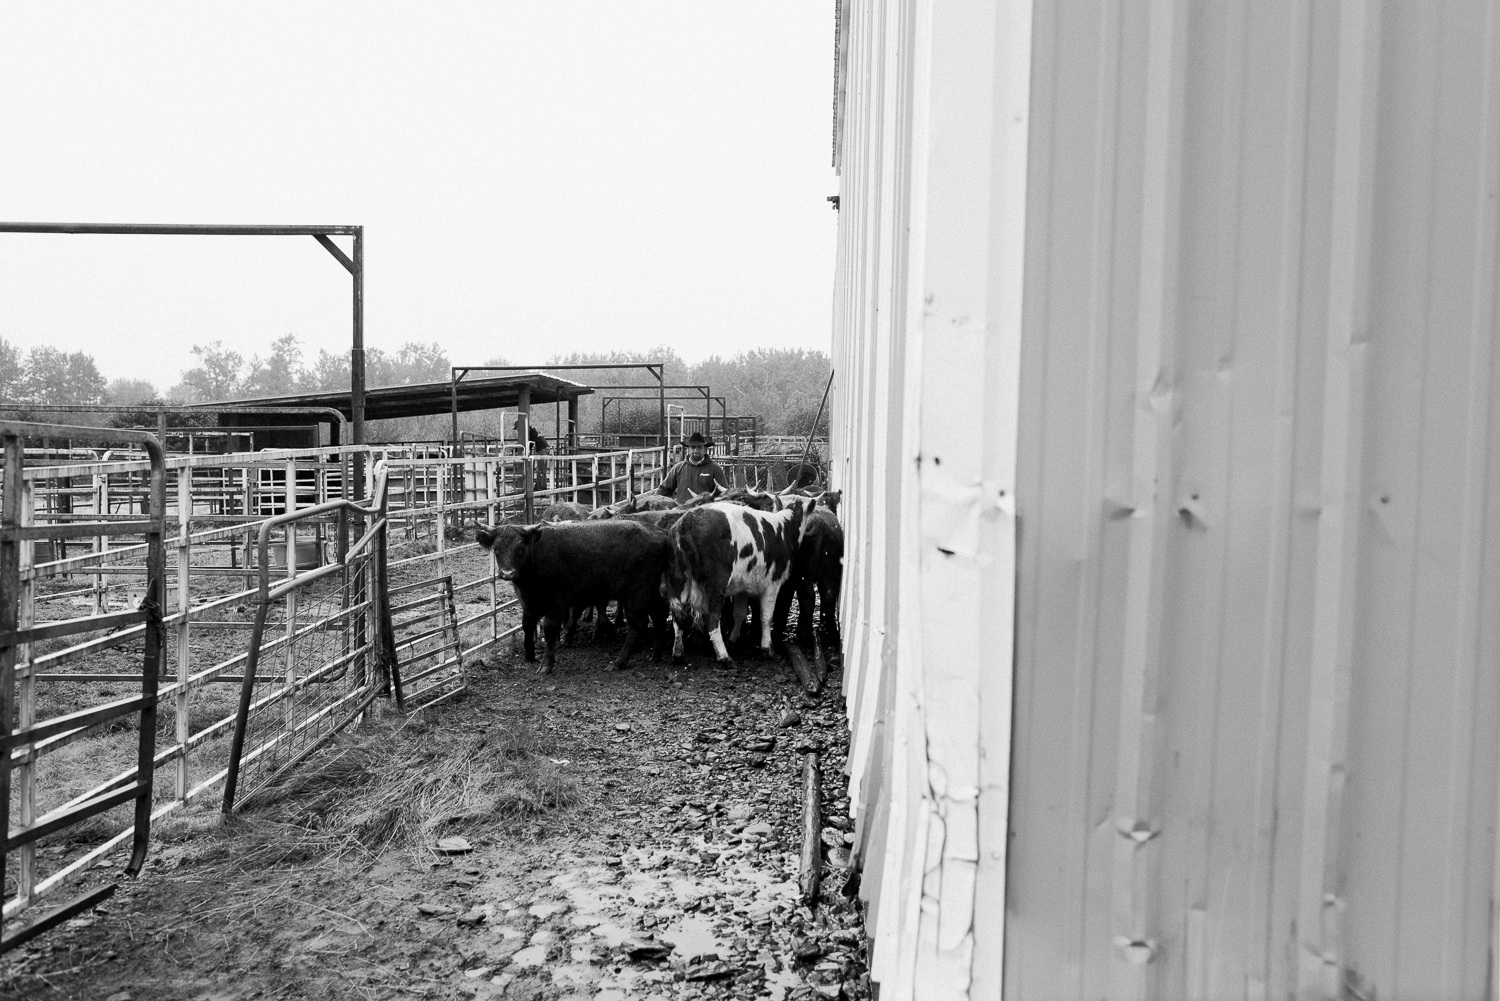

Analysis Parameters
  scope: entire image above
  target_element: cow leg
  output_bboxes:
[758,585,781,657]
[650,599,670,662]
[522,607,539,663]
[608,608,649,671]
[595,603,616,639]
[563,606,581,646]
[671,620,687,665]
[773,583,795,644]
[707,621,734,666]
[820,581,843,667]
[727,595,750,643]
[540,614,562,673]
[794,577,816,644]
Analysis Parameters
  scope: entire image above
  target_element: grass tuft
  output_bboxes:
[247,711,580,856]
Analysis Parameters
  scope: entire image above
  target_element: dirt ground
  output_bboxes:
[0,630,867,1001]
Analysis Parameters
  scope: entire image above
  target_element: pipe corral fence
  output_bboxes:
[0,423,672,948]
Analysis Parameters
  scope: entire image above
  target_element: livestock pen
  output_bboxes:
[0,427,668,949]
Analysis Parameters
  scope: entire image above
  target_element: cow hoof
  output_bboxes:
[537,662,555,676]
[713,658,737,671]
[672,654,687,666]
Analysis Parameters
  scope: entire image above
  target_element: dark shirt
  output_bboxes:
[658,458,729,503]
[521,427,548,453]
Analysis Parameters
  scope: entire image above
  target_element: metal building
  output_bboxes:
[829,2,1500,998]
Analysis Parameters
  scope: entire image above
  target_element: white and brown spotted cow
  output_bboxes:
[664,497,817,665]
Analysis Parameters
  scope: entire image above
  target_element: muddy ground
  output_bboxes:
[0,632,866,1001]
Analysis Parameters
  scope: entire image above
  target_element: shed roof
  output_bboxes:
[205,372,593,422]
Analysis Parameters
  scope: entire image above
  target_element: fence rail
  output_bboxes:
[0,435,676,946]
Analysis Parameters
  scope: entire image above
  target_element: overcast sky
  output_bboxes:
[0,2,839,392]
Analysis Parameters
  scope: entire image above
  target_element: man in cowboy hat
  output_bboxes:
[657,431,728,503]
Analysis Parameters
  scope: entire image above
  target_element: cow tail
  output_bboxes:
[671,520,707,630]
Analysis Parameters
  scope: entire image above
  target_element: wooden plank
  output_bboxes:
[800,753,822,905]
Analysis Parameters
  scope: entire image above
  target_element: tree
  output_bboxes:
[21,347,107,405]
[172,342,245,403]
[106,378,161,406]
[391,342,450,384]
[686,348,830,435]
[241,333,306,397]
[0,337,21,401]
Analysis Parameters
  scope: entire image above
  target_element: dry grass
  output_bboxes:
[244,709,580,857]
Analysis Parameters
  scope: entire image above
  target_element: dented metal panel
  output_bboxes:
[835,0,1500,998]
[1007,0,1500,998]
[832,1,1028,999]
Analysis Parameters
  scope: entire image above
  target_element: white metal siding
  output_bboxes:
[832,1,1500,998]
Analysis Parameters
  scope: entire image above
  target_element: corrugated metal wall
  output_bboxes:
[832,2,1500,999]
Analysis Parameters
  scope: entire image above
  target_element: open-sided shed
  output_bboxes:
[210,372,593,447]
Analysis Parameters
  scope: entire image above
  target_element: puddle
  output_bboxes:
[764,963,803,1001]
[592,922,633,947]
[530,901,569,919]
[550,963,596,988]
[509,944,549,968]
[660,913,723,960]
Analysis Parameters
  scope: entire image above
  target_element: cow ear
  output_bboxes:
[475,527,496,550]
[520,524,544,539]
[805,497,817,515]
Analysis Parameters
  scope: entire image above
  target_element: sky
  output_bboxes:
[0,2,839,393]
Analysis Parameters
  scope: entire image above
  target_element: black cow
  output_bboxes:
[617,508,688,531]
[664,497,816,666]
[586,494,679,520]
[475,520,670,673]
[775,501,844,651]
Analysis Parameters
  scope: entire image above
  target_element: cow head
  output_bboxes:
[813,489,842,517]
[723,488,778,511]
[781,495,818,540]
[474,523,543,580]
[683,483,722,507]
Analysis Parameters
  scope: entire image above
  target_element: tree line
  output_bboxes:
[0,334,831,439]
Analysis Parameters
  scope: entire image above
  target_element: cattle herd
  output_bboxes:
[473,484,844,674]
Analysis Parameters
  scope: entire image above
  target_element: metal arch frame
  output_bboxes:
[598,390,727,441]
[448,362,666,450]
[0,222,367,452]
[591,383,724,439]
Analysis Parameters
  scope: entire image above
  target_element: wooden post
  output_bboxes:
[567,396,579,453]
[800,752,822,906]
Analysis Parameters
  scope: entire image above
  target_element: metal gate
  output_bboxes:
[1,422,166,950]
[220,464,395,812]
